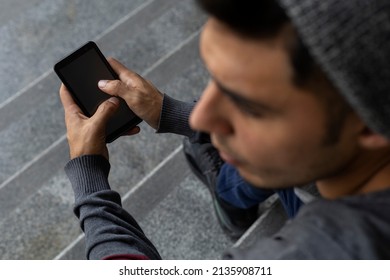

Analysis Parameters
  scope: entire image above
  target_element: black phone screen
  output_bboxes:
[54,42,141,142]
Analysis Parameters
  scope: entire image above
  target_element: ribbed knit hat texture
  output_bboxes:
[277,0,390,138]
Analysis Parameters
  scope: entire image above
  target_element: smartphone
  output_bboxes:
[54,41,142,143]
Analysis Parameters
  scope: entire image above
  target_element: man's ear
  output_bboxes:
[358,127,390,149]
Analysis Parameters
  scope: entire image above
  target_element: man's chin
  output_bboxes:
[236,168,267,188]
[237,167,292,189]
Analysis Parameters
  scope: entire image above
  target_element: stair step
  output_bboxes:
[233,196,287,251]
[0,0,152,105]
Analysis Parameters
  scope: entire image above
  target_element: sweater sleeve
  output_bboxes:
[65,155,161,260]
[156,94,196,138]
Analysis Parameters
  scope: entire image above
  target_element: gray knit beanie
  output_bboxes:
[277,0,390,139]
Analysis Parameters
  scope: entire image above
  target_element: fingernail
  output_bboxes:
[108,97,120,106]
[98,80,109,88]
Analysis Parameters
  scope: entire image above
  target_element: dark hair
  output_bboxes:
[196,0,352,144]
[196,0,288,38]
[196,0,313,86]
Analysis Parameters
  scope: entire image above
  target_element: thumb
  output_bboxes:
[92,97,120,124]
[98,79,125,98]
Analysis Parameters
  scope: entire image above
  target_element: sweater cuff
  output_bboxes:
[156,94,196,138]
[65,155,111,201]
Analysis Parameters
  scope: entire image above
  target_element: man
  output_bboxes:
[60,0,390,259]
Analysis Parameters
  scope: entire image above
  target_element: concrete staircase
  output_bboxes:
[0,0,287,260]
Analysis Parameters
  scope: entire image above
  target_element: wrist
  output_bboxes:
[69,139,109,160]
[149,91,164,130]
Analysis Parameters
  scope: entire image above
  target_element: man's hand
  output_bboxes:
[60,84,121,160]
[98,58,164,130]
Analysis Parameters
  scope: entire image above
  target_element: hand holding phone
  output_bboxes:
[59,85,117,159]
[54,41,142,143]
[97,58,164,131]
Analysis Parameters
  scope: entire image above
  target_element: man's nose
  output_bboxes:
[189,81,233,136]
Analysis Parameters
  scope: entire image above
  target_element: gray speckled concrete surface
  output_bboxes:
[0,0,44,27]
[140,174,234,260]
[0,0,146,104]
[0,170,81,259]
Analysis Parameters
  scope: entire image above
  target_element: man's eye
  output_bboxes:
[237,104,263,118]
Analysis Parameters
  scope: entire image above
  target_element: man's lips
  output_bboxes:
[211,136,243,166]
[218,149,241,166]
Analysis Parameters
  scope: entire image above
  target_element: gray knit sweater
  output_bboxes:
[65,94,390,259]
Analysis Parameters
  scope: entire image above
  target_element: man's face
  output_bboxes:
[190,19,360,189]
